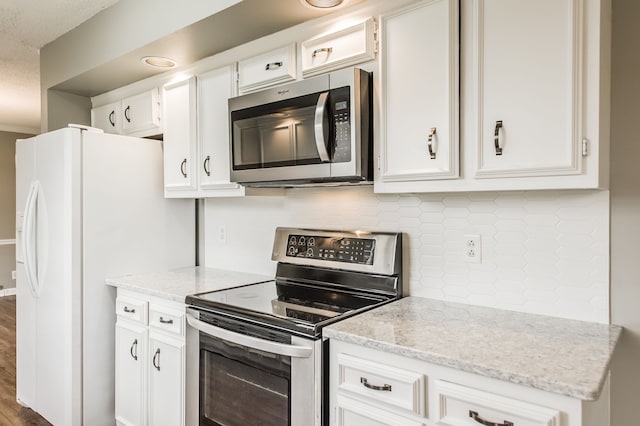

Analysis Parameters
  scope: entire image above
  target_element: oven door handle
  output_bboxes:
[187,313,313,358]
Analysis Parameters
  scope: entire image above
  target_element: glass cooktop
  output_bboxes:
[186,280,391,338]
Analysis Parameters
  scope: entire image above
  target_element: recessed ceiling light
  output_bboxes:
[141,56,177,69]
[299,0,349,9]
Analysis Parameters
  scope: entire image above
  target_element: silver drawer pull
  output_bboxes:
[312,47,332,58]
[123,306,136,314]
[159,316,174,324]
[427,127,437,159]
[265,61,283,70]
[360,377,392,392]
[469,410,513,426]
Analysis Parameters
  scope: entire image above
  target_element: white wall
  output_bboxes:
[204,187,609,323]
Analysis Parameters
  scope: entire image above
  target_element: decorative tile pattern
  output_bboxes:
[204,187,609,323]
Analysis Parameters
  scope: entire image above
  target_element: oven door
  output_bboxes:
[186,309,323,426]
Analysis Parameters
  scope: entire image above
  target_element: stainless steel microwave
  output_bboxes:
[228,67,372,187]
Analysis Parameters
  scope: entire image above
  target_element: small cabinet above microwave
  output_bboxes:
[227,67,372,187]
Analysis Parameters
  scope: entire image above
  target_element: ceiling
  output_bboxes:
[0,0,120,133]
[0,0,359,134]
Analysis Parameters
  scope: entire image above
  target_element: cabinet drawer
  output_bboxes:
[301,17,376,78]
[149,304,185,336]
[337,352,425,417]
[116,296,148,324]
[336,394,426,426]
[238,44,297,94]
[435,380,561,426]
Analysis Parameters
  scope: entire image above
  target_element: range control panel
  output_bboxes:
[285,234,375,265]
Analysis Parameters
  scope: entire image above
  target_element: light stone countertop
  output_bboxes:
[105,266,273,303]
[323,297,622,401]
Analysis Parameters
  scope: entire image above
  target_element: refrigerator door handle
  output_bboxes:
[22,181,40,298]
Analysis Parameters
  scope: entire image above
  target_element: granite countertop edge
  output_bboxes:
[105,277,185,303]
[323,298,622,401]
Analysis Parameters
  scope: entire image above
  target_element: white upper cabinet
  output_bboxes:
[121,89,162,136]
[301,18,377,78]
[162,65,245,198]
[375,0,609,193]
[163,78,198,194]
[91,88,161,138]
[375,0,459,193]
[197,64,244,195]
[91,102,122,134]
[237,44,296,94]
[473,0,583,179]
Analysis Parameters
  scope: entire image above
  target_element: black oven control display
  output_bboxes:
[286,234,375,265]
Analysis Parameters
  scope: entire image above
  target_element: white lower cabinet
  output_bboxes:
[115,320,147,426]
[330,340,609,426]
[115,290,185,426]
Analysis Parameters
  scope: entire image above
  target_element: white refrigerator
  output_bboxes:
[15,125,195,425]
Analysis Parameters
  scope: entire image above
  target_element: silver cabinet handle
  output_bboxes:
[159,316,174,324]
[427,127,437,159]
[124,105,131,123]
[494,120,503,155]
[130,339,138,361]
[123,306,136,314]
[152,348,160,371]
[469,410,513,426]
[312,47,332,58]
[203,155,211,177]
[360,377,392,392]
[180,159,187,178]
[265,61,283,70]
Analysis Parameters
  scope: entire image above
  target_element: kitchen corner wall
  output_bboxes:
[0,130,33,291]
[203,187,609,324]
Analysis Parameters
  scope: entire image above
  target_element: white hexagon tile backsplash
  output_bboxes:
[205,187,609,324]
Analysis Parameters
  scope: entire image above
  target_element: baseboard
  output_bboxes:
[0,288,16,297]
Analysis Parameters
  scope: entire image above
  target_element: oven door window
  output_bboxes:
[200,334,291,426]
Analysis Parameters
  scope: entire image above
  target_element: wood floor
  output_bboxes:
[0,296,51,426]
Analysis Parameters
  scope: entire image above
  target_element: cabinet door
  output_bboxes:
[148,333,185,426]
[473,0,583,178]
[377,0,459,189]
[197,65,243,193]
[163,78,198,194]
[121,89,161,136]
[115,321,147,426]
[91,102,121,134]
[238,44,296,94]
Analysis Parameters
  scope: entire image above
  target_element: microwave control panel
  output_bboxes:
[285,234,374,265]
[331,86,351,163]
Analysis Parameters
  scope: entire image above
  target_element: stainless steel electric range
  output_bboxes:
[185,227,403,426]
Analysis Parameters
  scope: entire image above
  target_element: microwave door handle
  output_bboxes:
[314,91,331,162]
[187,313,312,358]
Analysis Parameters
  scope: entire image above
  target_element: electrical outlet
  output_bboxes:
[464,234,482,263]
[218,225,227,244]
[11,270,16,280]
